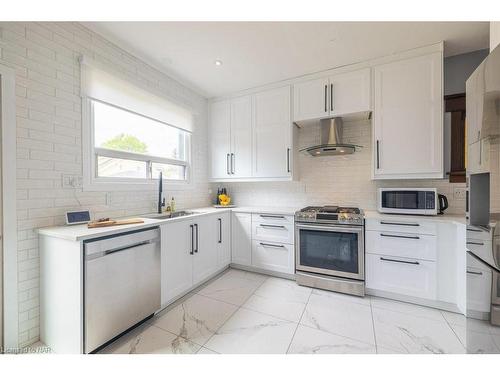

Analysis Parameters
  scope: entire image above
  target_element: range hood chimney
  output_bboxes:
[300,117,361,156]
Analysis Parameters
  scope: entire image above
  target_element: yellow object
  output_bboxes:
[218,194,231,206]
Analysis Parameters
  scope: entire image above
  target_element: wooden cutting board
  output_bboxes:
[87,218,145,228]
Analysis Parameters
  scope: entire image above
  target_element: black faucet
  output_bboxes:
[158,171,165,214]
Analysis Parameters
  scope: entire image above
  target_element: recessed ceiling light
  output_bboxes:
[214,59,223,66]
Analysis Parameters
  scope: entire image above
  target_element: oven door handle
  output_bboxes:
[295,223,364,233]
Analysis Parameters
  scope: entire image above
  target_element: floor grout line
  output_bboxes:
[369,296,379,353]
[285,288,312,354]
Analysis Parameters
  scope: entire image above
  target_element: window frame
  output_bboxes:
[82,98,192,191]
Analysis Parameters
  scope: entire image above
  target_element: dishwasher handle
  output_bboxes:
[84,228,160,258]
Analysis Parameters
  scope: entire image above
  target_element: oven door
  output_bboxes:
[295,223,364,280]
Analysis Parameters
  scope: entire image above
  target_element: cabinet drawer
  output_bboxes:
[252,221,294,244]
[366,230,437,261]
[366,218,437,236]
[467,266,492,313]
[467,226,493,242]
[251,240,294,274]
[467,240,495,268]
[252,213,294,226]
[366,253,437,300]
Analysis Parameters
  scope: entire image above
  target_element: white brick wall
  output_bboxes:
[0,22,210,347]
[223,119,466,215]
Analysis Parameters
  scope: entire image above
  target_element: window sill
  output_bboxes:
[83,177,192,192]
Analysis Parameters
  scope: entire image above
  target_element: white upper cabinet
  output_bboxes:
[373,51,444,179]
[230,95,253,178]
[293,77,330,122]
[329,68,371,117]
[253,86,292,178]
[209,100,231,179]
[209,88,293,181]
[293,68,371,122]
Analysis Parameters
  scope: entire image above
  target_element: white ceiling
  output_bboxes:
[83,22,490,98]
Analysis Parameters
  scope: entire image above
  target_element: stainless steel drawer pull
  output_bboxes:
[380,221,420,227]
[380,257,420,265]
[467,270,483,276]
[260,242,286,249]
[467,241,485,246]
[259,214,286,219]
[467,228,483,233]
[380,233,420,240]
[260,224,286,229]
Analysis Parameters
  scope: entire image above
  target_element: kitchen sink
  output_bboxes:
[142,211,195,220]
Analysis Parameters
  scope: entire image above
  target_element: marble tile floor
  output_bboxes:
[94,268,484,354]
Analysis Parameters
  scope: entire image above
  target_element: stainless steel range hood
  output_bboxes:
[300,118,361,156]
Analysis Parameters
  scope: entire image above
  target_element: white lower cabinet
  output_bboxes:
[365,217,463,309]
[252,241,294,274]
[231,211,294,275]
[162,220,193,305]
[231,212,252,266]
[366,253,437,300]
[161,213,230,307]
[467,252,492,314]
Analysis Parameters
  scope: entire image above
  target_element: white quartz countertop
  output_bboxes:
[364,210,466,225]
[37,206,298,242]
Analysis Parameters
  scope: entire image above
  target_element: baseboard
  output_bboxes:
[230,263,295,280]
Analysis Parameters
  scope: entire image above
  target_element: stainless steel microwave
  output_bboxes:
[377,188,446,216]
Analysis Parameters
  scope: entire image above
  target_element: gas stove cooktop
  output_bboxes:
[295,205,364,225]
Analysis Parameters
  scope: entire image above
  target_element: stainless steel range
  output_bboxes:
[295,206,365,296]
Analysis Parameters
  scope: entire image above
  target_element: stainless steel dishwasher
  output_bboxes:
[84,228,161,353]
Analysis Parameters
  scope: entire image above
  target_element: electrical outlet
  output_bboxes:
[454,187,467,200]
[62,174,83,188]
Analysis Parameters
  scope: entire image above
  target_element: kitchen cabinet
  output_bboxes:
[253,86,292,178]
[162,214,227,306]
[251,241,294,274]
[215,212,231,268]
[209,100,231,179]
[231,212,252,266]
[372,51,444,179]
[230,95,253,178]
[467,252,492,314]
[292,68,371,122]
[162,220,194,304]
[192,215,218,285]
[468,138,491,174]
[209,95,252,179]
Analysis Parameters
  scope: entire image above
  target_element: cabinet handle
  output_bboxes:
[380,221,420,227]
[467,241,485,246]
[260,214,285,219]
[467,228,483,233]
[194,223,199,253]
[231,153,235,174]
[330,83,333,112]
[324,85,328,112]
[380,257,419,265]
[380,233,420,240]
[218,218,222,243]
[467,270,483,276]
[376,140,380,169]
[259,224,286,229]
[226,153,230,175]
[189,224,194,255]
[479,139,482,165]
[260,242,286,249]
[287,148,291,173]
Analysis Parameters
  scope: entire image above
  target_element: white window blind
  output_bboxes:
[80,57,193,132]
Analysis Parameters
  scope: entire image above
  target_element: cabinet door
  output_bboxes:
[230,95,253,178]
[161,221,193,305]
[209,100,231,179]
[467,267,492,313]
[468,139,490,174]
[293,77,329,122]
[373,52,443,179]
[192,215,218,285]
[329,68,371,116]
[216,212,231,268]
[253,86,292,178]
[231,212,252,266]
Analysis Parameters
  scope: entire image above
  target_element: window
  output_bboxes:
[80,57,194,190]
[92,100,190,181]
